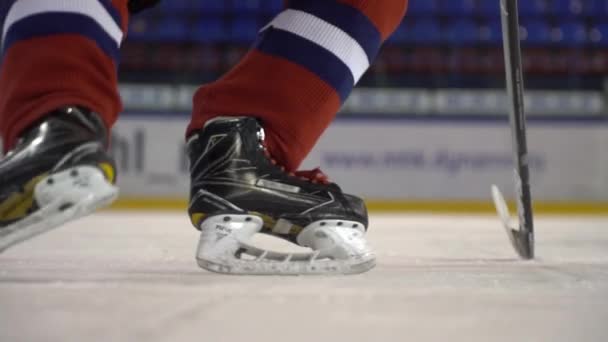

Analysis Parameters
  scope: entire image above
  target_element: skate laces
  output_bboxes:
[257,129,329,185]
[262,148,330,184]
[294,168,330,184]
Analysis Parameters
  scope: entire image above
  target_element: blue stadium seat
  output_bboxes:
[192,18,226,42]
[388,21,409,43]
[128,17,157,41]
[582,0,608,18]
[479,20,503,45]
[437,0,475,16]
[129,17,190,42]
[261,0,283,14]
[192,1,227,13]
[476,0,500,18]
[521,20,552,45]
[229,17,260,43]
[551,0,584,17]
[157,0,188,12]
[558,21,588,46]
[408,0,439,16]
[232,0,261,13]
[405,19,442,44]
[391,19,441,44]
[519,0,550,17]
[443,19,479,45]
[153,19,189,41]
[590,22,608,46]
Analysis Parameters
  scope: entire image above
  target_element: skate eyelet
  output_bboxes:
[320,222,326,226]
[337,221,343,226]
[70,169,79,177]
[245,217,252,222]
[47,178,54,185]
[223,216,231,222]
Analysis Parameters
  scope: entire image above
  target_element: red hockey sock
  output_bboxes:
[0,0,129,152]
[190,0,408,171]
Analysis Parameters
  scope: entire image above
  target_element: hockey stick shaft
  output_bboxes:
[500,0,535,258]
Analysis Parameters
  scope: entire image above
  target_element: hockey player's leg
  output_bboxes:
[0,0,131,252]
[187,0,409,274]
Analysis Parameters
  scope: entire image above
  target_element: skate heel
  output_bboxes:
[296,220,374,263]
[196,215,376,275]
[0,165,118,252]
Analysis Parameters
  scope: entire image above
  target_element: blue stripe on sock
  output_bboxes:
[98,0,123,29]
[288,0,382,62]
[255,28,354,102]
[2,12,120,61]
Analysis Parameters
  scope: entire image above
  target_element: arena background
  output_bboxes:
[3,0,608,213]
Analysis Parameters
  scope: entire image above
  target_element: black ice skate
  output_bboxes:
[0,107,118,253]
[187,117,375,275]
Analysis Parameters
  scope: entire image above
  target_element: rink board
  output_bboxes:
[109,114,608,213]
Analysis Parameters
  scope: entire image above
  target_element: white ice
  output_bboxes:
[0,212,607,342]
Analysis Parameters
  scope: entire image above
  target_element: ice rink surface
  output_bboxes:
[0,212,607,342]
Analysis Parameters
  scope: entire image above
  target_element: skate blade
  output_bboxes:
[196,215,376,275]
[0,166,118,253]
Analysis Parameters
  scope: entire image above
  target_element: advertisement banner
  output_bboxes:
[111,114,608,203]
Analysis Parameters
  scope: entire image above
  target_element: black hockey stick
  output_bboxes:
[491,0,535,259]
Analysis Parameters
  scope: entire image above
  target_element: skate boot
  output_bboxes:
[0,107,118,253]
[187,117,375,275]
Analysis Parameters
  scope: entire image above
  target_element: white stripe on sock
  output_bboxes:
[2,0,123,47]
[263,9,370,83]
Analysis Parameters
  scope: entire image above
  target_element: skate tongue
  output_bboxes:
[294,168,329,184]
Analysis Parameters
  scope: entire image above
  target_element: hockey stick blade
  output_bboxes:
[491,185,534,260]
